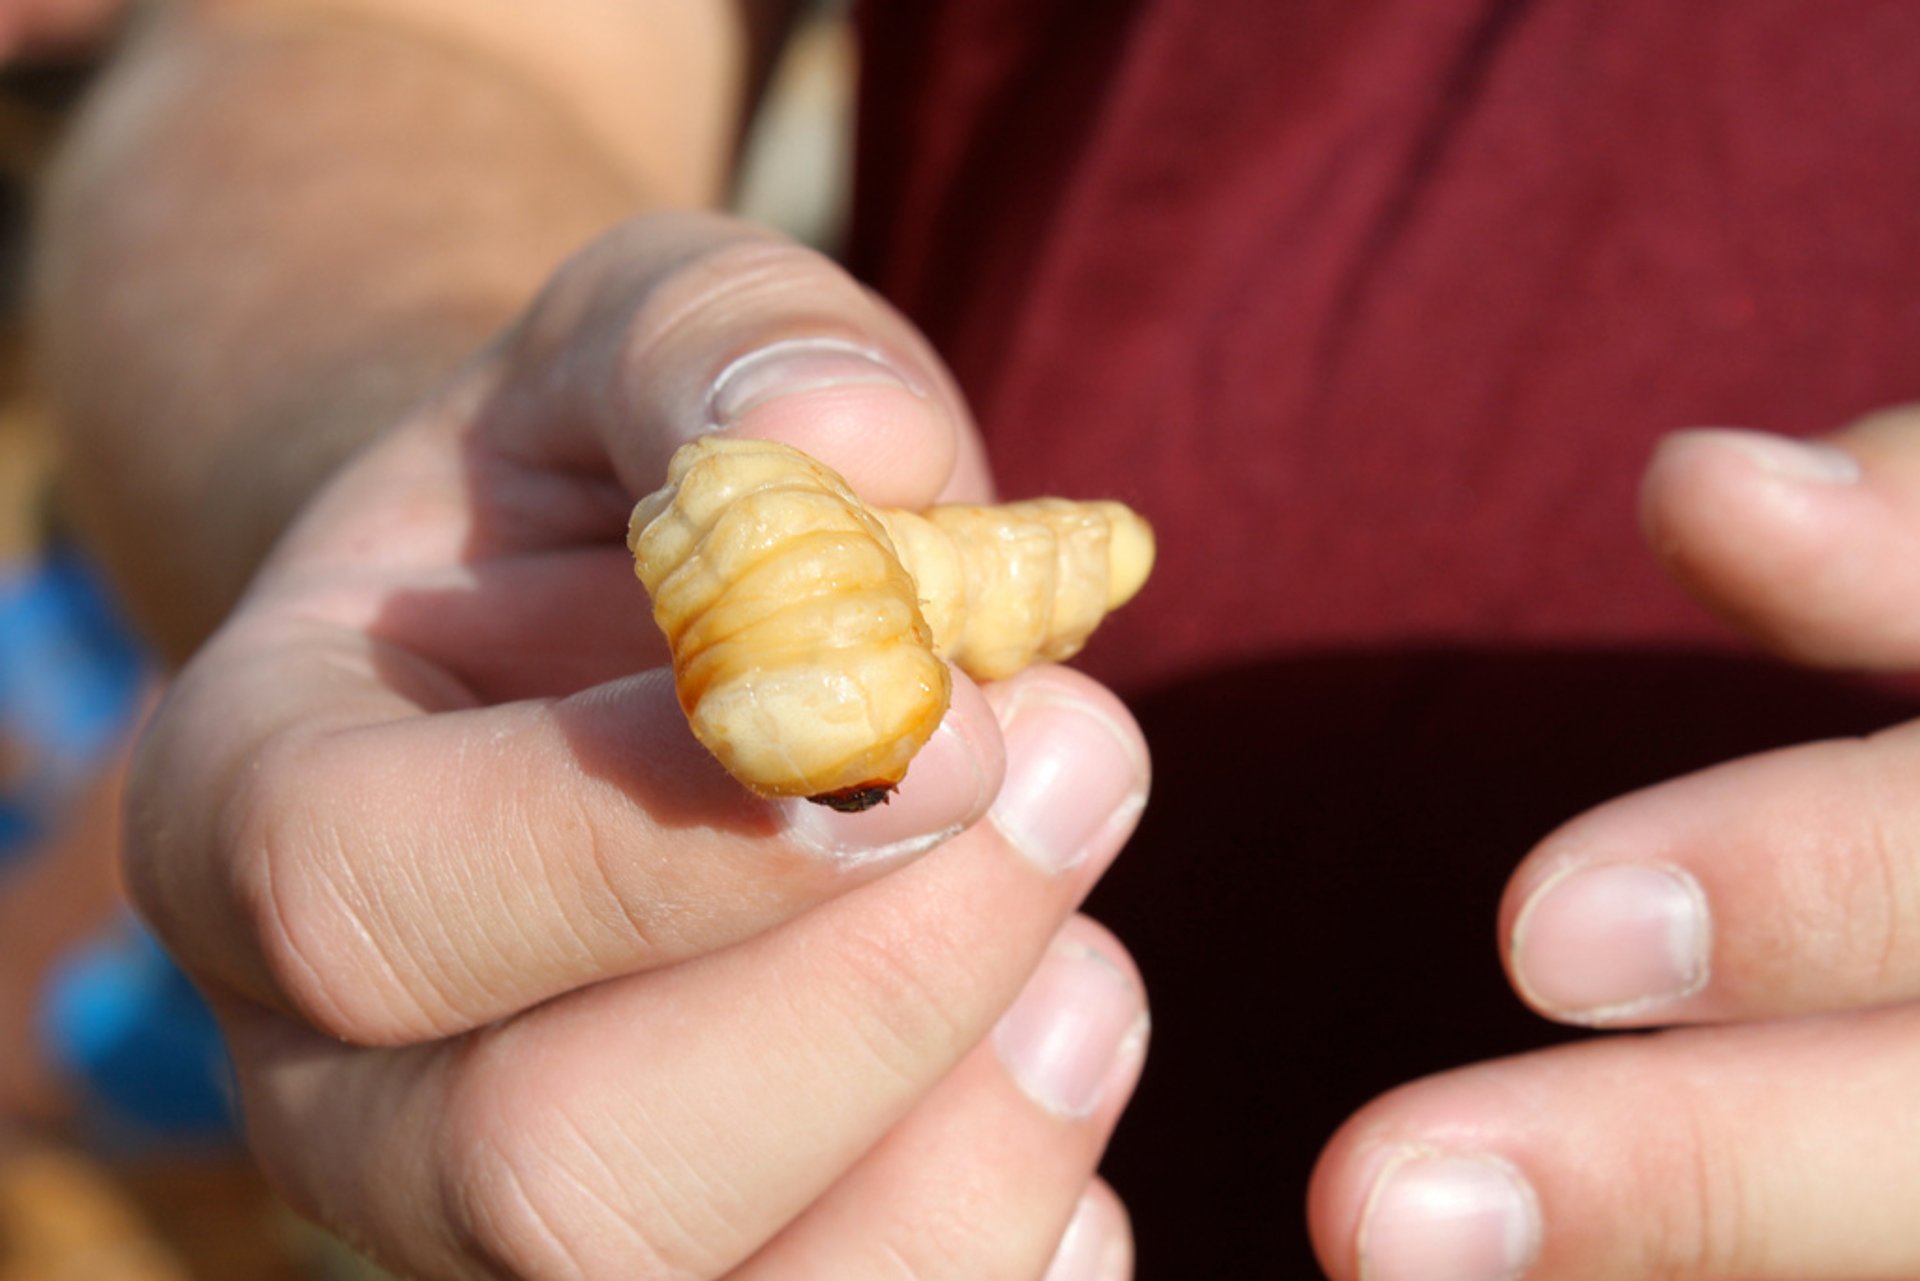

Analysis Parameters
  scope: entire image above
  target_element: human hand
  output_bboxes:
[1309,408,1920,1279]
[125,214,1152,1279]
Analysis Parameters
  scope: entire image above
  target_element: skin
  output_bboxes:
[1307,417,1920,1280]
[36,1,1920,1277]
[40,4,1143,1276]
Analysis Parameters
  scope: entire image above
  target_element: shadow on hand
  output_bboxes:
[1086,646,1920,1276]
[365,575,777,848]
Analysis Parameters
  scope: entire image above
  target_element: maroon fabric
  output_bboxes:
[850,3,1920,1273]
[855,0,1920,689]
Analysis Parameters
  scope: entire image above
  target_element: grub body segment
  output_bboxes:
[629,436,1153,804]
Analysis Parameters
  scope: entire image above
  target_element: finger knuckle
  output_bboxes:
[652,236,849,319]
[625,238,868,368]
[813,907,981,1090]
[1841,812,1908,991]
[869,1193,1034,1281]
[1632,1074,1758,1276]
[1847,739,1920,986]
[1775,741,1917,995]
[438,1037,707,1281]
[227,731,442,1046]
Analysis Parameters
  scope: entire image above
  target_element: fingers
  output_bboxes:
[130,628,1034,1042]
[733,918,1146,1281]
[1640,408,1920,669]
[1039,1183,1135,1281]
[473,211,993,535]
[136,659,1143,1048]
[1391,405,1920,1279]
[247,208,993,698]
[1309,1005,1920,1281]
[225,728,1148,1280]
[126,206,1088,1044]
[1493,704,1920,1028]
[1504,409,1920,1028]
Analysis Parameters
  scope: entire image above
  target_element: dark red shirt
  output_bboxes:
[852,3,1920,1271]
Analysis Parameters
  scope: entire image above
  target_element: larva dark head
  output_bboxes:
[808,782,897,813]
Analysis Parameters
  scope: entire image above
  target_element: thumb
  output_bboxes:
[1639,407,1920,670]
[476,209,991,517]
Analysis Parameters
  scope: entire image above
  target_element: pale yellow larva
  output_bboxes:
[629,437,1153,808]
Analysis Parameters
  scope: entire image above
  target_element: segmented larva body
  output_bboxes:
[629,437,1154,807]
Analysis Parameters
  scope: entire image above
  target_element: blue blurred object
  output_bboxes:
[0,541,146,863]
[0,541,232,1142]
[41,919,235,1144]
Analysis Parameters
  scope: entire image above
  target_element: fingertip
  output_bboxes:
[1054,912,1148,998]
[1307,1107,1390,1279]
[1639,425,1920,667]
[1657,426,1862,487]
[698,326,979,509]
[490,218,989,507]
[1044,1180,1135,1281]
[1504,857,1712,1026]
[927,668,1009,822]
[1639,428,1857,570]
[993,918,1149,1122]
[981,665,1150,774]
[716,373,964,508]
[980,666,1152,878]
[777,670,1005,867]
[1309,1091,1545,1281]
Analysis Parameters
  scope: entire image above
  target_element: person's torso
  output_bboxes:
[853,0,1920,691]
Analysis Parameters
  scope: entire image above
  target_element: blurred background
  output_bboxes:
[0,2,854,1276]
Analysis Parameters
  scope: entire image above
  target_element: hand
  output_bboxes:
[1309,409,1920,1279]
[126,214,1152,1279]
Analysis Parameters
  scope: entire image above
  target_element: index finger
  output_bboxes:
[127,603,1003,1046]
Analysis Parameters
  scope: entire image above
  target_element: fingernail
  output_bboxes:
[1043,1189,1132,1281]
[995,938,1148,1118]
[990,690,1147,876]
[1511,862,1710,1022]
[1681,427,1861,484]
[706,337,923,429]
[1359,1149,1541,1281]
[781,718,987,868]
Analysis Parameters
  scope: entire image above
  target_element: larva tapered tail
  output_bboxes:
[629,437,1153,807]
[874,499,1156,682]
